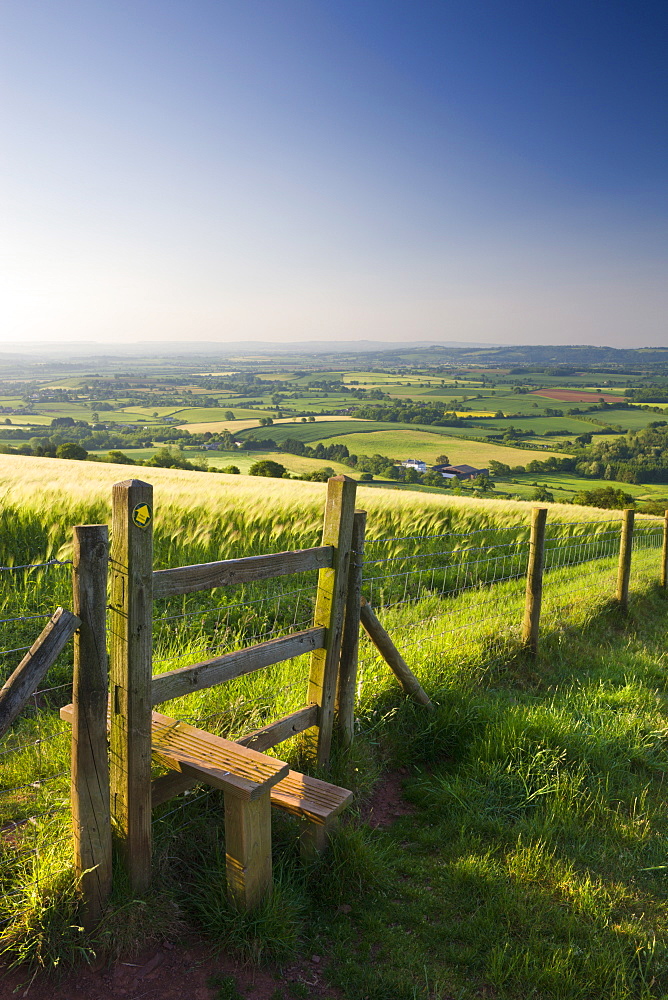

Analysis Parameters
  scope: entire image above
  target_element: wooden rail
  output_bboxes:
[0,607,80,740]
[151,627,326,705]
[153,546,334,600]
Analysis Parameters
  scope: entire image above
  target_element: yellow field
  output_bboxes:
[310,430,566,466]
[0,453,626,535]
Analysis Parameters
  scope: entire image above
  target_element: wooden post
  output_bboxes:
[359,599,433,709]
[337,510,366,749]
[662,510,668,590]
[616,508,635,610]
[521,507,547,655]
[71,525,112,929]
[109,480,153,893]
[307,476,357,767]
[224,791,272,910]
[0,608,80,739]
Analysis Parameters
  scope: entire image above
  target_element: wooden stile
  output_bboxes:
[521,507,547,655]
[662,510,668,590]
[151,627,326,706]
[225,792,273,910]
[307,476,358,767]
[0,607,80,740]
[109,480,154,893]
[359,599,433,709]
[616,508,635,610]
[71,525,112,929]
[337,510,366,748]
[153,546,333,599]
[149,705,318,807]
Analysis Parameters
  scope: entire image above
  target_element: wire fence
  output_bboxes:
[0,560,73,930]
[357,516,666,706]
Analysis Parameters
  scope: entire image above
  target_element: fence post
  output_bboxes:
[109,480,153,893]
[662,510,668,590]
[521,507,547,655]
[71,525,112,929]
[616,508,634,610]
[337,509,366,749]
[307,476,357,767]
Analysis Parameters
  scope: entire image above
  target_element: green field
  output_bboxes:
[311,429,565,466]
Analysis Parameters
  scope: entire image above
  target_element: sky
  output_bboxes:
[0,0,666,349]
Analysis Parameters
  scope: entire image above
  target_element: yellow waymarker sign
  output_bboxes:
[132,502,152,528]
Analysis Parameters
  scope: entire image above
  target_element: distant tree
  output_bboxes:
[51,416,75,428]
[220,465,240,474]
[224,411,235,421]
[359,472,373,481]
[91,412,100,423]
[531,485,555,502]
[105,450,135,465]
[249,459,287,478]
[308,415,316,422]
[473,474,495,493]
[56,442,88,461]
[435,454,450,465]
[572,487,635,510]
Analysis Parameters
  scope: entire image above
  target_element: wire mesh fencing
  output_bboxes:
[0,560,74,931]
[357,516,666,710]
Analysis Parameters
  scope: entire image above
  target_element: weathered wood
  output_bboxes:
[151,627,326,706]
[337,510,366,748]
[224,790,273,910]
[149,705,319,807]
[71,525,112,930]
[150,711,289,800]
[360,599,433,709]
[299,816,338,861]
[109,479,153,893]
[0,607,80,740]
[270,769,353,824]
[153,545,333,600]
[616,508,635,610]
[307,476,358,767]
[521,507,548,655]
[662,511,668,590]
[239,704,319,753]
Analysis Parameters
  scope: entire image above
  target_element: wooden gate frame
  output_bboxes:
[70,475,360,914]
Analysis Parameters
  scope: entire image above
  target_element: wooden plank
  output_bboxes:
[238,704,318,753]
[150,711,289,800]
[307,476,358,767]
[270,770,353,824]
[71,525,112,930]
[149,705,318,807]
[616,508,635,610]
[521,507,547,655]
[109,479,154,893]
[153,545,333,600]
[224,790,273,910]
[151,627,326,706]
[360,599,433,710]
[337,510,366,748]
[0,607,80,740]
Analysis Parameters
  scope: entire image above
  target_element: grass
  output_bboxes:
[2,456,667,997]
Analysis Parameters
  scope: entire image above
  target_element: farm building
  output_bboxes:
[401,459,427,472]
[431,463,489,480]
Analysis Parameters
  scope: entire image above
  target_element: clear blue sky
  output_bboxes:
[1,0,665,347]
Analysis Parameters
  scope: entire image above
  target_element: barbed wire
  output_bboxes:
[0,558,71,573]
